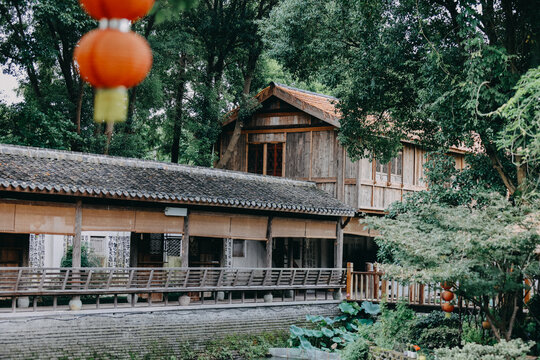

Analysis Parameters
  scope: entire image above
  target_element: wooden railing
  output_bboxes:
[346,264,539,307]
[0,267,346,312]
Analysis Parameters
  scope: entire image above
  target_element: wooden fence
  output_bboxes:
[345,264,539,307]
[0,267,346,312]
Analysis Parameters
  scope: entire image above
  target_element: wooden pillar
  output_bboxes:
[335,218,344,269]
[336,139,345,201]
[181,212,190,267]
[70,200,83,310]
[346,262,353,300]
[72,200,82,268]
[265,217,273,268]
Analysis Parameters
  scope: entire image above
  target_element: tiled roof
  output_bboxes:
[272,83,340,123]
[0,144,355,217]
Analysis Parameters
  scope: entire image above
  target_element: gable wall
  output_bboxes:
[220,97,466,211]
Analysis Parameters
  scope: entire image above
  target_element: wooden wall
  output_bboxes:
[221,97,467,212]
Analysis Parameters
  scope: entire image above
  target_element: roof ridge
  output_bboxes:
[0,144,316,188]
[272,82,338,101]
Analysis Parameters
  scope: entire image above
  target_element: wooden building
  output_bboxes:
[0,144,354,270]
[220,82,467,269]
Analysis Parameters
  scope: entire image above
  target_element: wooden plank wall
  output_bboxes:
[222,97,466,212]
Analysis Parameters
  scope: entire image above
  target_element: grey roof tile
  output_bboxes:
[0,144,355,216]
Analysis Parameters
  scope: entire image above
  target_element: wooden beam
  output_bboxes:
[335,218,344,269]
[226,126,335,135]
[72,200,82,268]
[266,217,273,268]
[181,211,190,267]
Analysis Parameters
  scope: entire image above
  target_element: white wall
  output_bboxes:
[232,240,267,268]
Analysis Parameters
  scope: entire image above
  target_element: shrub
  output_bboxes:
[61,244,100,267]
[373,301,415,350]
[411,311,461,350]
[341,337,369,360]
[434,339,534,360]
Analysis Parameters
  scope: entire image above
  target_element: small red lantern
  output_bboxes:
[80,0,155,22]
[441,303,454,313]
[441,290,455,302]
[74,0,154,124]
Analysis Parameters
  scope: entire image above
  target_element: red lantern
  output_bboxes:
[441,290,454,302]
[441,303,454,313]
[74,0,154,123]
[80,0,155,22]
[75,29,152,89]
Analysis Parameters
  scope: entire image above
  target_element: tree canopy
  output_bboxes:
[264,0,540,198]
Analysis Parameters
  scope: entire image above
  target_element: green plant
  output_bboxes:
[61,244,100,268]
[288,301,379,352]
[410,311,461,350]
[434,339,534,360]
[341,337,369,360]
[373,301,415,351]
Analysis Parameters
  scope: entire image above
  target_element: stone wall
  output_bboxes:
[0,302,339,359]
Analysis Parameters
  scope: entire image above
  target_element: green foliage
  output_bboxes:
[196,332,288,360]
[434,339,534,360]
[289,301,378,352]
[410,311,461,350]
[370,193,540,342]
[370,301,415,351]
[61,244,100,268]
[341,337,369,360]
[264,0,540,196]
[497,66,540,200]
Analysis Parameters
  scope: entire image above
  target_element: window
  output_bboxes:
[375,151,403,183]
[233,240,245,257]
[247,143,284,176]
[247,144,264,174]
[89,236,106,256]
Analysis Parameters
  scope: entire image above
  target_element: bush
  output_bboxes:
[434,339,534,360]
[411,311,461,350]
[61,244,100,267]
[341,337,369,360]
[355,300,415,351]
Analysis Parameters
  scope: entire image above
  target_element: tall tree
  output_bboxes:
[264,0,540,197]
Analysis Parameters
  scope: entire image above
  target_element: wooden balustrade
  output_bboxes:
[0,267,346,313]
[346,266,539,308]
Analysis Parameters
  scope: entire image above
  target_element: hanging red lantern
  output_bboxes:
[441,303,454,313]
[441,290,454,302]
[75,29,152,89]
[80,0,155,22]
[74,0,154,124]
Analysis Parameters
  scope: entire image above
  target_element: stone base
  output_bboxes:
[68,298,82,311]
[179,295,191,306]
[17,297,30,309]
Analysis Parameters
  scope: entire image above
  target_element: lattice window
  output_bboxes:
[164,235,182,257]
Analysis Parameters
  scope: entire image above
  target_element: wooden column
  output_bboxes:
[335,218,344,269]
[72,200,82,268]
[181,212,190,267]
[336,140,345,201]
[265,217,273,268]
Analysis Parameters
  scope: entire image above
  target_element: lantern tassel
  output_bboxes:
[94,87,128,123]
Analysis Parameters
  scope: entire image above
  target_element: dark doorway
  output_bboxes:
[343,235,378,271]
[132,233,165,267]
[0,233,29,267]
[189,237,222,267]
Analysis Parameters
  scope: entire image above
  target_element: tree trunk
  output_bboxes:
[75,80,84,135]
[171,54,188,164]
[215,48,259,169]
[480,135,517,195]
